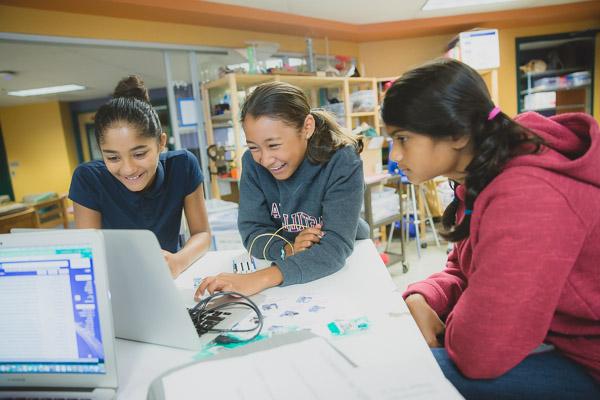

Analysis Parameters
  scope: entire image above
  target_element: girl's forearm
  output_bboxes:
[175,231,211,274]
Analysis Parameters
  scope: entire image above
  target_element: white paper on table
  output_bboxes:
[160,336,463,400]
[349,365,464,400]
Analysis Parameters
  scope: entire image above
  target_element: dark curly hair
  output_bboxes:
[382,59,543,242]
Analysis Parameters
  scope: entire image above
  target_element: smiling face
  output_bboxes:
[100,124,166,192]
[386,126,473,184]
[243,115,314,180]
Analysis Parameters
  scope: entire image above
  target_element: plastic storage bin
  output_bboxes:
[565,71,591,88]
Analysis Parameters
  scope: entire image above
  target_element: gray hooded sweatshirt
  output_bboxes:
[238,145,370,286]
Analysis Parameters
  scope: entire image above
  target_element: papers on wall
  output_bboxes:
[459,29,500,70]
[177,98,197,127]
[158,336,462,400]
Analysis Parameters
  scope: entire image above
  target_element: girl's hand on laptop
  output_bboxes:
[286,224,324,256]
[194,266,284,299]
[405,294,446,347]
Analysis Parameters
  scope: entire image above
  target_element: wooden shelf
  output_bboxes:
[348,77,379,84]
[279,75,345,89]
[203,74,381,199]
[205,74,384,90]
[211,114,232,123]
[204,74,273,90]
[350,111,377,117]
[520,67,587,79]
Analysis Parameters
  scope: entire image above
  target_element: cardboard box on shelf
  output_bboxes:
[361,136,383,177]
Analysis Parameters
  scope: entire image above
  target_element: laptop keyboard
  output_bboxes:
[187,308,230,336]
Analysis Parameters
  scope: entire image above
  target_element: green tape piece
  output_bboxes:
[192,333,270,361]
[327,317,370,336]
[327,322,341,335]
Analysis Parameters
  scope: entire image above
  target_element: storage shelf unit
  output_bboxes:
[202,73,381,200]
[363,174,405,267]
[522,67,588,80]
[516,31,595,116]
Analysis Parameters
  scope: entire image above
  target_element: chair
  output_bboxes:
[388,162,441,258]
[27,195,69,229]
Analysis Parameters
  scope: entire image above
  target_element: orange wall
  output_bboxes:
[5,4,596,119]
[0,4,360,198]
[0,102,77,201]
[359,34,455,79]
[359,19,600,119]
[0,5,359,57]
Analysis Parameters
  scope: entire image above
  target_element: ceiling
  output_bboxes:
[0,0,598,107]
[3,0,598,42]
[207,0,586,24]
[0,41,247,107]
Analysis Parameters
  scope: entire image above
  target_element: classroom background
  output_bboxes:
[0,0,598,278]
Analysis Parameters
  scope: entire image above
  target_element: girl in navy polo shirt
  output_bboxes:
[69,75,211,278]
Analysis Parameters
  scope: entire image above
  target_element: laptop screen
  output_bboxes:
[0,244,106,375]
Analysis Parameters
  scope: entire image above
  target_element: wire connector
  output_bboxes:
[233,252,256,274]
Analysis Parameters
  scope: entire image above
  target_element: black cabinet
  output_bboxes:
[516,30,595,116]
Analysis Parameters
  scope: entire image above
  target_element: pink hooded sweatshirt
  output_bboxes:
[404,112,600,381]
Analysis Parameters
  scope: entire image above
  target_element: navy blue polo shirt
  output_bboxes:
[68,150,203,252]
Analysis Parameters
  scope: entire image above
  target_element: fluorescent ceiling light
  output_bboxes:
[8,84,86,97]
[422,0,519,11]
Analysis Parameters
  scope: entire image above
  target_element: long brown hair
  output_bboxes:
[241,81,362,163]
[382,59,543,242]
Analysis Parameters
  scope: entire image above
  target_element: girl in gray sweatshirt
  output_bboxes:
[196,81,369,297]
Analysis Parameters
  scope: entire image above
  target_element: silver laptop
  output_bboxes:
[0,230,117,399]
[101,229,262,351]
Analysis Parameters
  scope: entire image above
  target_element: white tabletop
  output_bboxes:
[115,240,455,399]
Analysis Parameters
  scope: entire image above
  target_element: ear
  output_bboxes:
[303,114,316,140]
[159,132,168,151]
[450,134,470,151]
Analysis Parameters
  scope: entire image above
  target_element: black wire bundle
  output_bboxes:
[189,291,264,344]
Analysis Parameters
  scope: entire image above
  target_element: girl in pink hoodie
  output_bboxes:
[382,59,600,399]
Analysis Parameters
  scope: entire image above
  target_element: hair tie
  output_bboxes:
[464,209,473,215]
[487,106,501,121]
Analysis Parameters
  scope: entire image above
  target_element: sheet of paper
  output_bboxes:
[161,337,463,400]
[349,365,463,400]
